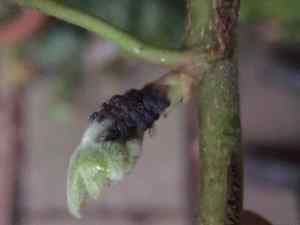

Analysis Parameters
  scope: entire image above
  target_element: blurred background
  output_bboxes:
[1,0,300,225]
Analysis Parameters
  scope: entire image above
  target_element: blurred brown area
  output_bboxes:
[0,71,24,225]
[1,3,300,225]
[241,210,272,225]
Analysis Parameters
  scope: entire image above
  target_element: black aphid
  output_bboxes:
[89,84,170,141]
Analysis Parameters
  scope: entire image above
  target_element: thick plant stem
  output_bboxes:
[197,59,242,225]
[186,1,242,225]
[17,0,191,66]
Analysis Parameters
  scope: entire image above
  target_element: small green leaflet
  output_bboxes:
[67,120,142,218]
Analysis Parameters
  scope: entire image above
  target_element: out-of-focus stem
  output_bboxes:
[0,53,25,225]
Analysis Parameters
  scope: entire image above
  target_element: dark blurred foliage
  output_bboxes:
[240,0,300,43]
[62,0,186,49]
[17,0,186,114]
[240,0,300,24]
[0,0,19,22]
[3,0,300,117]
[19,22,86,116]
[18,0,300,68]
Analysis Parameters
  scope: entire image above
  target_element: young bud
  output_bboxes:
[67,71,194,218]
[67,120,143,218]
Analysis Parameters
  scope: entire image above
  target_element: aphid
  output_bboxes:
[88,111,99,122]
[91,84,170,141]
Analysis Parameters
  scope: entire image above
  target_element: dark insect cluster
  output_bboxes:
[89,84,170,141]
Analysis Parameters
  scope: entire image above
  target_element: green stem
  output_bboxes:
[196,59,242,225]
[186,1,242,225]
[17,0,191,66]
